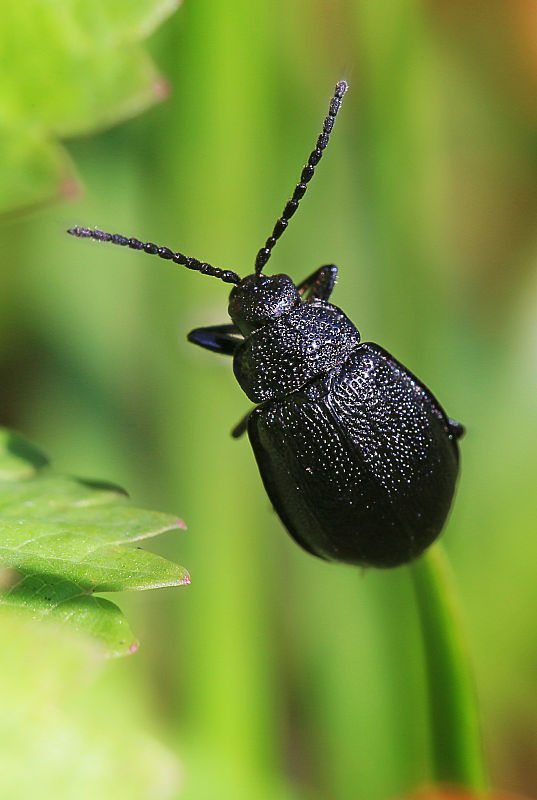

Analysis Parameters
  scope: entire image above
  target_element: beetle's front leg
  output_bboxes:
[231,409,252,439]
[297,264,338,302]
[187,324,243,356]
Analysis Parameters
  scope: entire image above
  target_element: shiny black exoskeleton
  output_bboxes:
[68,81,464,568]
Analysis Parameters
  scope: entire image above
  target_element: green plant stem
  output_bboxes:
[410,545,488,794]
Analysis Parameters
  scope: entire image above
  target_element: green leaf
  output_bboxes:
[0,426,189,656]
[0,611,182,798]
[0,0,181,215]
[0,572,139,658]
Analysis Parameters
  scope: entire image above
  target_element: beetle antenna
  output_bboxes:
[254,80,348,275]
[67,227,241,285]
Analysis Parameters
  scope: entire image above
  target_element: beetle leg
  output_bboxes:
[231,409,252,439]
[187,324,242,356]
[447,419,465,440]
[297,264,338,302]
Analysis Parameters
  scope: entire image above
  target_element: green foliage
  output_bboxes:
[0,0,180,214]
[0,427,188,656]
[411,548,487,793]
[0,611,181,800]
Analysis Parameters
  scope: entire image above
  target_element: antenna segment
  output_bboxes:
[254,80,348,275]
[67,227,241,285]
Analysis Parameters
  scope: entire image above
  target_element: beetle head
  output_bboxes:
[228,273,299,336]
[67,81,348,315]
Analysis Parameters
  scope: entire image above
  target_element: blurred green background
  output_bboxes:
[2,1,537,798]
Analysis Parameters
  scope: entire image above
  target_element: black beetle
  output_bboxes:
[68,80,464,568]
